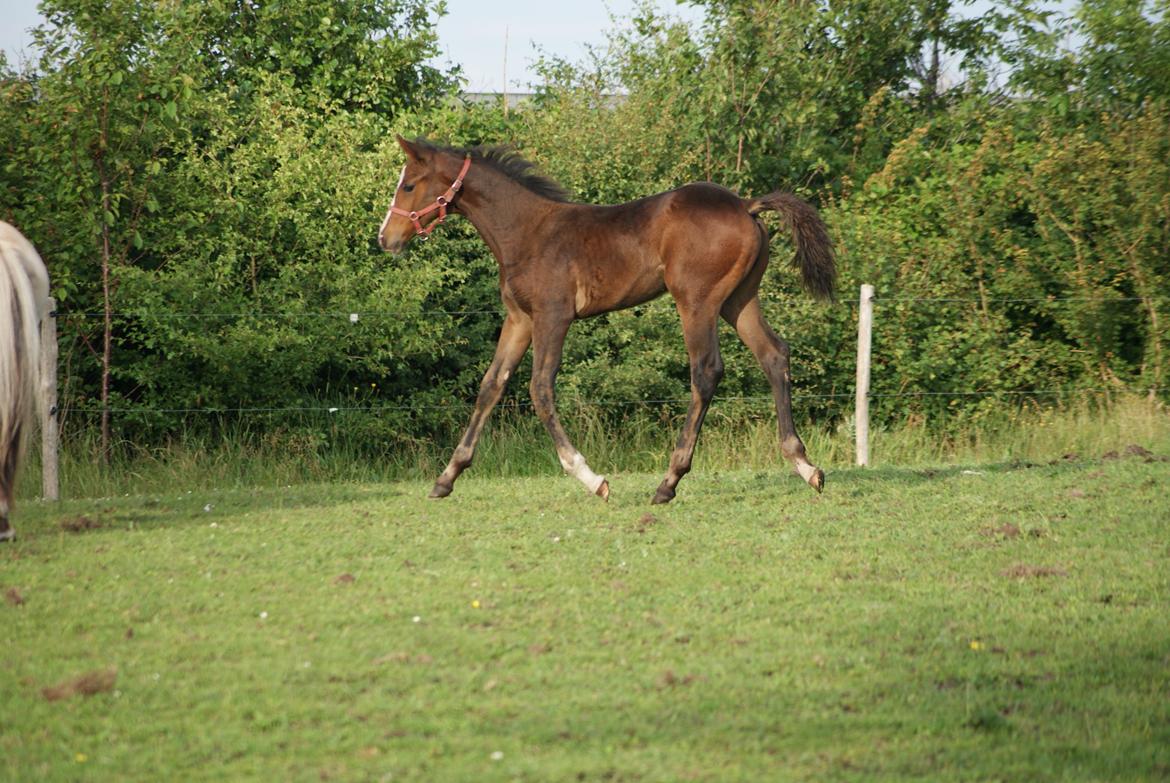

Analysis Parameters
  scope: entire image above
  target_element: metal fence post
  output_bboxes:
[855,285,874,467]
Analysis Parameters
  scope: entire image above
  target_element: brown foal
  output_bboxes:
[378,136,836,504]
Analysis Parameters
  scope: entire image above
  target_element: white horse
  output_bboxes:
[0,221,50,541]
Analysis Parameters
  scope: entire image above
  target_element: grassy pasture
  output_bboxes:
[3,439,1169,780]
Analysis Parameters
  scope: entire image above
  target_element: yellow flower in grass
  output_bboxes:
[969,639,984,651]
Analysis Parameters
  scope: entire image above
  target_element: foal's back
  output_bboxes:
[548,182,763,318]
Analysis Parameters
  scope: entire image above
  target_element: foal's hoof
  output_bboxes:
[809,468,825,494]
[651,484,675,505]
[595,479,610,502]
[0,528,13,543]
[428,482,453,499]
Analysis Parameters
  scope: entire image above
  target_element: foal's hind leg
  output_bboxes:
[529,314,609,500]
[430,312,532,498]
[722,296,824,493]
[652,310,724,504]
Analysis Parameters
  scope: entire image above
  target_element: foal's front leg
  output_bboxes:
[430,312,532,498]
[529,315,609,500]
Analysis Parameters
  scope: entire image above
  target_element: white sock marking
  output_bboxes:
[561,451,605,494]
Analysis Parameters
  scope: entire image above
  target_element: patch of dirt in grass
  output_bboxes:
[333,573,355,585]
[5,587,25,606]
[59,515,102,533]
[1126,443,1168,462]
[372,652,432,665]
[1102,444,1167,462]
[981,522,1021,539]
[657,669,702,689]
[42,667,117,701]
[1002,564,1068,579]
[635,513,657,533]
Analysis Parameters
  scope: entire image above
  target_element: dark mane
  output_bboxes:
[414,139,571,203]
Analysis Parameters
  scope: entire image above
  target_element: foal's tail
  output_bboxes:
[0,221,49,536]
[745,192,836,302]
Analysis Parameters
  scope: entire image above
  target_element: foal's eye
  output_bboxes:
[402,184,415,193]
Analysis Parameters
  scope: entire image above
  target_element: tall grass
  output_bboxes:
[15,394,1170,500]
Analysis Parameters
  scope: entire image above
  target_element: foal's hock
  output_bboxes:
[378,136,836,504]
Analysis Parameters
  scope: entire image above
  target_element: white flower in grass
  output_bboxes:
[490,751,503,761]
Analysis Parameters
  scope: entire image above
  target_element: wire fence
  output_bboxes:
[34,289,1167,496]
[54,293,1166,321]
[65,390,1168,418]
[50,292,1168,419]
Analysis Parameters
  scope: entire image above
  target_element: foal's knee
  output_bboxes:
[529,378,556,419]
[692,355,724,400]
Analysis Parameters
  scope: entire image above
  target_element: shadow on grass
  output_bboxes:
[14,482,412,541]
[696,453,1140,503]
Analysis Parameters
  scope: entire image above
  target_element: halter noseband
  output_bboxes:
[384,155,472,243]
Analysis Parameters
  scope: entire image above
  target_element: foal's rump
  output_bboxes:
[0,221,49,539]
[653,182,835,305]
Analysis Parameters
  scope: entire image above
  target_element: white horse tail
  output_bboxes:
[0,220,50,541]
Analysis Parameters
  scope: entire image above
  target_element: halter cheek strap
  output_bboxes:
[385,155,472,242]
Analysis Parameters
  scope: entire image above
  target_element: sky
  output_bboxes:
[0,0,706,90]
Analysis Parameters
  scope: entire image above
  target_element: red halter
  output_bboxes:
[387,155,472,241]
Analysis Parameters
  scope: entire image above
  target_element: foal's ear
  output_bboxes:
[396,134,426,164]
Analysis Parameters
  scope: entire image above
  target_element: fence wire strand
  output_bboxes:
[52,292,1167,418]
[55,294,1168,321]
[66,387,1167,417]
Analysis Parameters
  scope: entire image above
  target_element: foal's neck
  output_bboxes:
[454,159,561,269]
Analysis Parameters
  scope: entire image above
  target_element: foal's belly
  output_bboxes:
[574,261,667,318]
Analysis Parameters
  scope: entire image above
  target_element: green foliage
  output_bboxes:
[1,0,1168,456]
[196,0,455,116]
[1011,0,1170,117]
[831,101,1170,424]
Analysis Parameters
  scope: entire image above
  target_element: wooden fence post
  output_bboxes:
[40,299,59,501]
[855,284,874,467]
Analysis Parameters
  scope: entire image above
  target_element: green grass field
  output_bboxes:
[3,423,1169,780]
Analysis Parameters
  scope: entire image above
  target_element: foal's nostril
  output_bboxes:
[380,234,404,255]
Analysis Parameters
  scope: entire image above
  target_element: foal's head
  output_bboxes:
[377,136,468,254]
